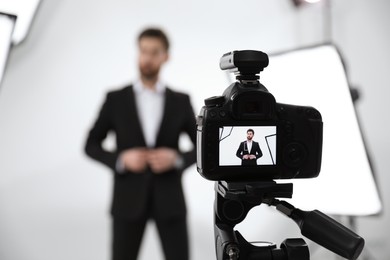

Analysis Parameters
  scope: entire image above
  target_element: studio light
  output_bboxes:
[0,13,16,86]
[0,0,41,86]
[262,44,381,216]
[292,0,322,7]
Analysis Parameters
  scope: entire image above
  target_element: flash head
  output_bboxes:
[220,50,269,77]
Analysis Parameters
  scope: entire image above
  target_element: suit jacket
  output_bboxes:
[85,85,196,220]
[236,140,263,165]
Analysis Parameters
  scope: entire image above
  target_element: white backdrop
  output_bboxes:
[1,0,390,260]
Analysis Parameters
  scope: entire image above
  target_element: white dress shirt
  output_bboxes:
[246,140,252,153]
[133,79,165,148]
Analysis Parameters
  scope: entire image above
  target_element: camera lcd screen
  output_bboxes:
[219,126,277,166]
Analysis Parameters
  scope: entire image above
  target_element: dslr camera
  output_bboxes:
[197,50,323,181]
[196,50,364,260]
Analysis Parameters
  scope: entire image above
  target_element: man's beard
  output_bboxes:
[140,65,160,81]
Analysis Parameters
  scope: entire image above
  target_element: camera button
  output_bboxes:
[283,143,307,167]
[285,121,293,134]
[205,96,225,107]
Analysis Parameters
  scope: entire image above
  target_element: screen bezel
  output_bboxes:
[200,121,287,181]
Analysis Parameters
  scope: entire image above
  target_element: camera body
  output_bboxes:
[196,50,323,181]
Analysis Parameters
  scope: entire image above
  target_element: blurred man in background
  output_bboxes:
[85,27,196,260]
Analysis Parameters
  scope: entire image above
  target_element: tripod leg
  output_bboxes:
[214,220,239,260]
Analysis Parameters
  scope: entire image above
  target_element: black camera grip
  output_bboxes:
[293,209,364,260]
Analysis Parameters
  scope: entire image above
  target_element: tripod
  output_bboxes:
[214,181,364,260]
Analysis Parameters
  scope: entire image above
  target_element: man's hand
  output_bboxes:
[148,147,178,174]
[249,155,257,160]
[243,154,250,160]
[120,148,148,173]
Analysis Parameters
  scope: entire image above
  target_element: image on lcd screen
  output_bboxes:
[219,126,276,166]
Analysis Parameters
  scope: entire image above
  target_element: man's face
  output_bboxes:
[247,131,254,141]
[138,37,168,80]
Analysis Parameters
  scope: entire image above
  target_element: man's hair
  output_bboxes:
[138,27,170,51]
[247,129,255,135]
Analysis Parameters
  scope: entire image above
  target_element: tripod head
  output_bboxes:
[214,181,365,260]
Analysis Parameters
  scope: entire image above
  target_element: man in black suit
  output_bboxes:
[236,128,263,166]
[85,28,196,260]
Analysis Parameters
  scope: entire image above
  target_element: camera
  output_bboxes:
[196,50,323,181]
[197,51,364,260]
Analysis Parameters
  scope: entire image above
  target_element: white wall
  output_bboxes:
[0,0,389,259]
